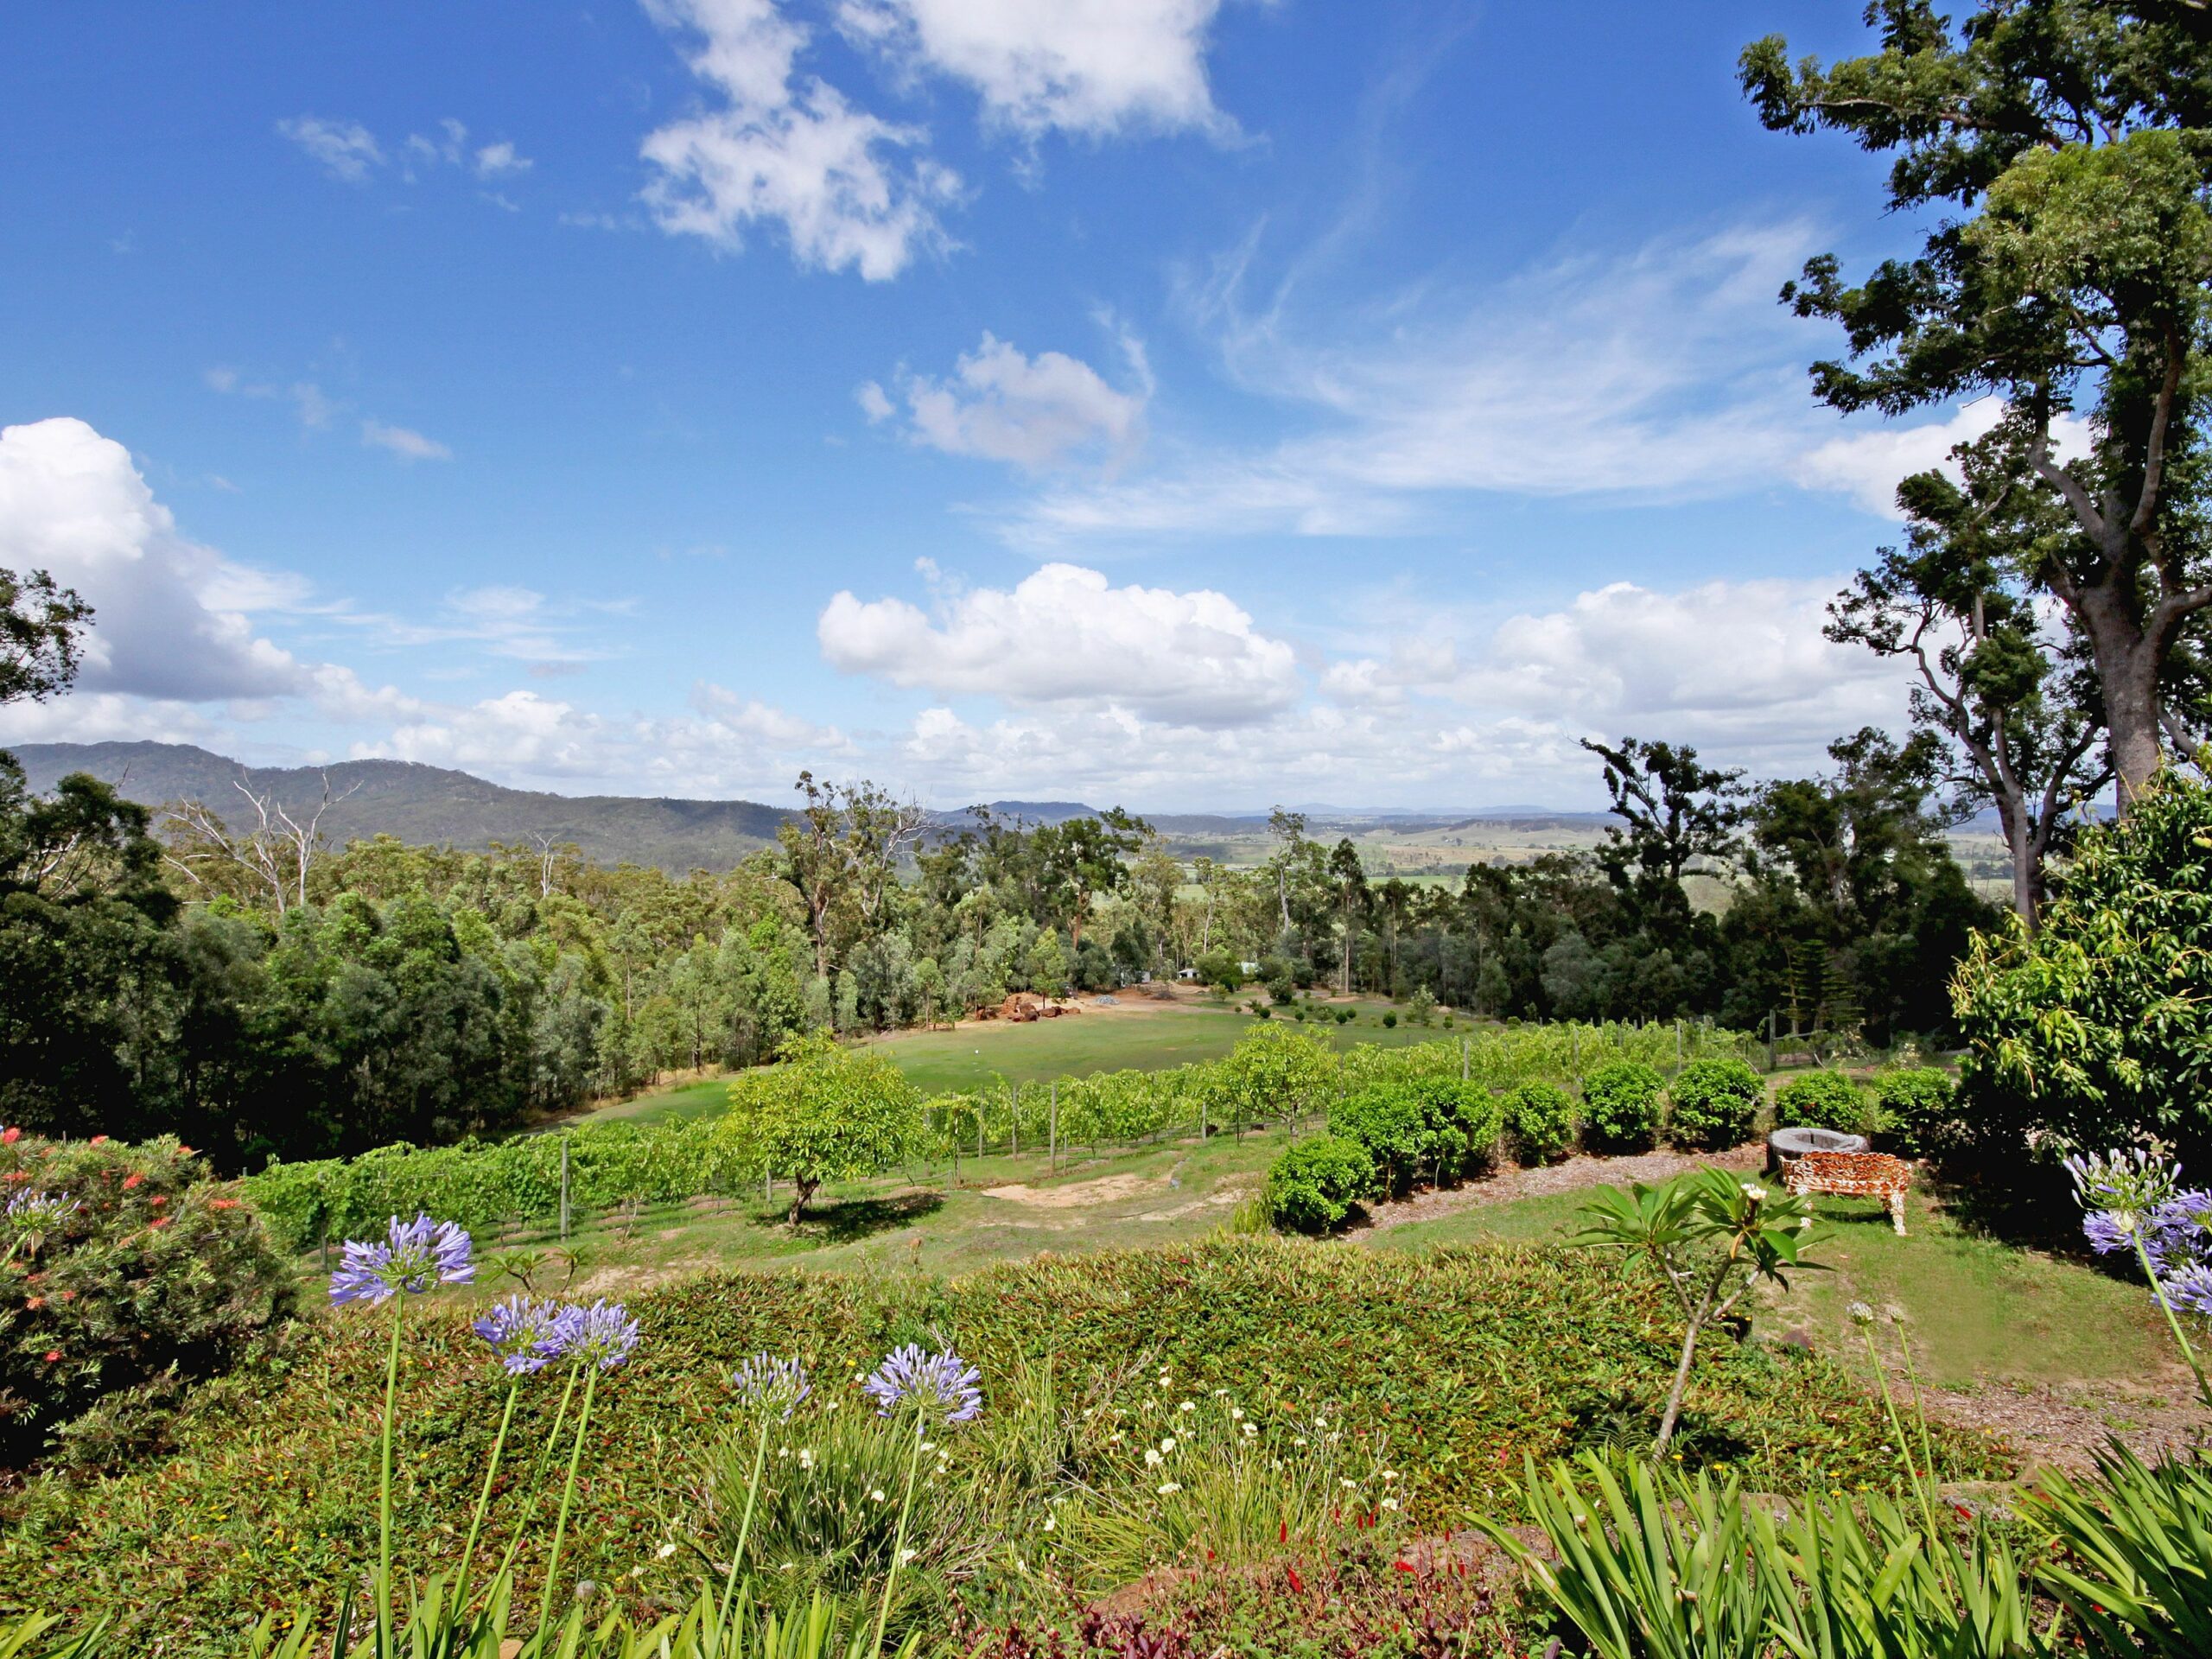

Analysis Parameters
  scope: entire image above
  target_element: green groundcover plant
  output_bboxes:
[0,1229,2004,1651]
[7,1185,2206,1659]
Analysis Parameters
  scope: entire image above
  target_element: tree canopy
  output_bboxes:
[1745,1,2212,808]
[721,1032,922,1223]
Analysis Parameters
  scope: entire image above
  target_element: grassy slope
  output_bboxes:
[586,998,1443,1123]
[1371,1185,2178,1399]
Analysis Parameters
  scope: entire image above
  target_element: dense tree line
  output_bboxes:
[0,722,1993,1173]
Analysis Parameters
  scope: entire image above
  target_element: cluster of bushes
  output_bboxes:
[241,1021,1764,1253]
[0,1127,296,1469]
[1263,1058,1960,1231]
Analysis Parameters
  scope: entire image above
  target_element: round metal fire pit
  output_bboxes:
[1765,1125,1869,1174]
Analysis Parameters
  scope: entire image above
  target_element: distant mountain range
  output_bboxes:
[5,741,1619,872]
[10,741,789,873]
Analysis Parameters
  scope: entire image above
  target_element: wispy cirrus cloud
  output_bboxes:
[1006,223,1834,545]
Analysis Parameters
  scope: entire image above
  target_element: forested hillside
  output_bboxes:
[11,741,789,872]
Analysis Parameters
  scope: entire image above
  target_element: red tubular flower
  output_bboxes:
[122,1173,143,1191]
[1286,1566,1305,1594]
[0,1126,18,1145]
[209,1198,240,1211]
[43,1351,60,1363]
[149,1195,168,1207]
[88,1135,107,1146]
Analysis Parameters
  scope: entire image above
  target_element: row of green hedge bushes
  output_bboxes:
[1263,1061,1959,1231]
[242,1021,1762,1252]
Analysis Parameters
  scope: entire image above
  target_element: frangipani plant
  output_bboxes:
[1570,1166,1823,1449]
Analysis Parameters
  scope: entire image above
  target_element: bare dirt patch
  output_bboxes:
[984,1171,1174,1208]
[1913,1374,2207,1473]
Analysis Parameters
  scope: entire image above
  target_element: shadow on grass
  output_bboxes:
[781,1190,946,1244]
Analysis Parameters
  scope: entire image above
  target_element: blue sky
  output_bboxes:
[0,2,1983,810]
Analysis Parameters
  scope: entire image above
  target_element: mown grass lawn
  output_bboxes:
[1369,1180,2180,1398]
[579,996,1448,1124]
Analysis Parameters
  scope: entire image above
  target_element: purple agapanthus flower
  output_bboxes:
[4,1190,77,1230]
[2141,1190,2212,1278]
[862,1343,982,1426]
[732,1352,810,1421]
[2163,1260,2212,1319]
[548,1300,639,1370]
[472,1294,567,1376]
[2064,1148,2179,1223]
[328,1213,474,1306]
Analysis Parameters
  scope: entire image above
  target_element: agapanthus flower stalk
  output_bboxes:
[327,1212,474,1306]
[472,1294,567,1376]
[862,1344,983,1427]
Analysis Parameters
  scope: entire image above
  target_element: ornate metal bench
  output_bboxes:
[1777,1148,1915,1236]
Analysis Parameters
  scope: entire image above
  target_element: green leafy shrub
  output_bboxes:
[1581,1061,1664,1152]
[1331,1079,1502,1192]
[1775,1071,1871,1135]
[0,1129,296,1468]
[1262,1136,1375,1232]
[1329,1086,1427,1192]
[1418,1077,1505,1171]
[1953,770,2212,1167]
[1872,1067,1960,1159]
[1503,1080,1578,1163]
[1381,1011,1398,1028]
[1666,1058,1765,1151]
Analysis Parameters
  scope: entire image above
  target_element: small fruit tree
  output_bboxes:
[1205,1022,1340,1136]
[720,1034,923,1224]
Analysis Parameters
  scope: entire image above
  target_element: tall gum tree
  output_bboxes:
[1743,0,2212,808]
[1826,426,2112,928]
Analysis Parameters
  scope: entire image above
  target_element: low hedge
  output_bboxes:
[1666,1058,1765,1151]
[1872,1067,1960,1158]
[1262,1136,1375,1232]
[1775,1071,1872,1135]
[1503,1081,1577,1163]
[1581,1061,1665,1152]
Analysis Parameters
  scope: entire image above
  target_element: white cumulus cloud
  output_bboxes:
[0,417,306,704]
[818,562,1298,725]
[862,333,1146,469]
[837,0,1238,140]
[640,0,959,281]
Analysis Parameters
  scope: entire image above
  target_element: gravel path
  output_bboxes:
[1352,1141,1766,1232]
